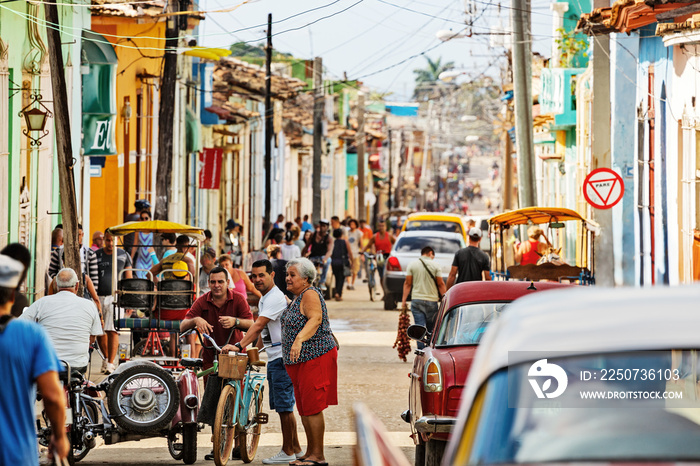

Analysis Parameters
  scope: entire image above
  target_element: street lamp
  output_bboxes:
[19,93,52,147]
[436,29,469,41]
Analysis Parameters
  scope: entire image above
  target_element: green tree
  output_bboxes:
[412,56,455,100]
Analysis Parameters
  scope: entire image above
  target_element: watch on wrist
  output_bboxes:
[234,342,243,351]
[235,318,240,328]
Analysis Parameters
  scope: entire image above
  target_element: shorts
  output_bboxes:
[285,347,338,416]
[267,358,295,413]
[351,257,361,274]
[100,295,117,332]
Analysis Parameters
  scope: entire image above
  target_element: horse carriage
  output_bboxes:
[488,207,598,285]
[106,220,204,368]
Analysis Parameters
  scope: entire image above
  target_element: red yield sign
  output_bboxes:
[583,168,624,209]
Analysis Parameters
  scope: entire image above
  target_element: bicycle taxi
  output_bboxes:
[106,219,204,368]
[488,207,598,285]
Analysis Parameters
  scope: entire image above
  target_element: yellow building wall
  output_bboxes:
[89,18,165,232]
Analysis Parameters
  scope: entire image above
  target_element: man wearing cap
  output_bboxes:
[95,230,133,374]
[0,255,70,465]
[446,227,491,288]
[305,219,333,289]
[21,268,103,374]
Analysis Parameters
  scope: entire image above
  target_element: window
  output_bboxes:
[394,236,464,254]
[436,302,508,346]
[405,220,463,234]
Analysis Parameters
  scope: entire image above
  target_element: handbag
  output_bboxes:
[419,258,443,301]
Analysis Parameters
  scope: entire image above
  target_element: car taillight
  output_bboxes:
[423,357,443,392]
[386,256,401,271]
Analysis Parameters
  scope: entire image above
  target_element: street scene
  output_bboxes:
[1,0,700,466]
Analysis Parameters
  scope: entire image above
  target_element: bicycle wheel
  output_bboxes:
[239,384,263,463]
[213,384,237,466]
[368,266,375,301]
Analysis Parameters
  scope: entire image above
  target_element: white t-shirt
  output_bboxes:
[20,291,103,368]
[346,229,363,256]
[258,286,287,361]
[280,243,301,261]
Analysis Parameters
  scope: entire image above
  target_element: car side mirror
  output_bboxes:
[407,324,428,342]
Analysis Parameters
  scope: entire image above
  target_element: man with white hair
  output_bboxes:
[21,268,103,374]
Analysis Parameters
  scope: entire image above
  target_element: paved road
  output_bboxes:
[79,284,417,465]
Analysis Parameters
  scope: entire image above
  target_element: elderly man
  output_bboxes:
[21,268,103,374]
[223,260,302,464]
[0,255,69,465]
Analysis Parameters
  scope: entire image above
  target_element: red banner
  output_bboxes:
[199,148,223,190]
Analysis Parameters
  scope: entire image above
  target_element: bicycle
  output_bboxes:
[363,252,378,301]
[183,329,269,466]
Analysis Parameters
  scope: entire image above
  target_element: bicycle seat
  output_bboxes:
[251,360,267,367]
[180,357,203,369]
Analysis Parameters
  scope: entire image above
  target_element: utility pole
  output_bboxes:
[510,0,536,207]
[154,0,179,221]
[591,0,613,286]
[44,0,80,277]
[312,57,323,225]
[356,92,365,221]
[264,13,273,230]
[387,129,393,210]
[396,129,404,208]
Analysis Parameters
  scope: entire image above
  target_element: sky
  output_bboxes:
[197,0,558,102]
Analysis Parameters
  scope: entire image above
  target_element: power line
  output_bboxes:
[374,0,466,24]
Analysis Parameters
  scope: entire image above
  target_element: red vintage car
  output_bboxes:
[402,280,571,466]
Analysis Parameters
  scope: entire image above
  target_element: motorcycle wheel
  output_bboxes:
[73,402,99,462]
[182,423,198,465]
[239,385,263,463]
[107,364,179,434]
[167,427,185,461]
[213,384,237,466]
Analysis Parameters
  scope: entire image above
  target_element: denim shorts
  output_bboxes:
[267,357,295,413]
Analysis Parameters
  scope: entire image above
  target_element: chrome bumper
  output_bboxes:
[414,415,456,434]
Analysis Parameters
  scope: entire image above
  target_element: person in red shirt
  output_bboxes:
[180,266,254,460]
[362,221,396,295]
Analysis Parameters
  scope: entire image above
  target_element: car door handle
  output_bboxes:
[410,372,421,380]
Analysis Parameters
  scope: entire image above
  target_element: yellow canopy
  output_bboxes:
[489,207,598,231]
[106,220,206,241]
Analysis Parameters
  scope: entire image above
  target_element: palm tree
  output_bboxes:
[412,56,455,100]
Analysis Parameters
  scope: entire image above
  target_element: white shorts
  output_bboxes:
[100,295,118,333]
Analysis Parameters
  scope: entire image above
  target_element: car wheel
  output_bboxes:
[414,439,426,466]
[383,293,397,310]
[424,439,446,466]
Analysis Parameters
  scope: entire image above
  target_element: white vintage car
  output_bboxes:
[442,284,700,466]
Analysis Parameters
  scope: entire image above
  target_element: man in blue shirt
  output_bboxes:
[0,254,69,465]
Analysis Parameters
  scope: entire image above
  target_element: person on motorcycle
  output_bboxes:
[0,254,70,465]
[179,266,254,461]
[304,219,333,290]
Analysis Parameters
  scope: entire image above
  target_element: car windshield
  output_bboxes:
[405,220,463,234]
[394,236,464,254]
[436,302,508,346]
[455,350,700,465]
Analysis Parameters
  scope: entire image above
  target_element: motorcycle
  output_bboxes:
[38,355,202,465]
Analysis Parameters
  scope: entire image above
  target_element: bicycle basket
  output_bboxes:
[218,353,248,380]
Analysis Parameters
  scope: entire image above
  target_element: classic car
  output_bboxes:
[403,280,571,466]
[442,284,700,466]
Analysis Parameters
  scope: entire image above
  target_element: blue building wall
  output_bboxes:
[636,25,674,285]
[611,33,640,286]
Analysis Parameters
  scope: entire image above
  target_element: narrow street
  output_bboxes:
[79,286,416,465]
